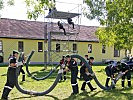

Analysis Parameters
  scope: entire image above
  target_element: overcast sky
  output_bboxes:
[0,0,100,26]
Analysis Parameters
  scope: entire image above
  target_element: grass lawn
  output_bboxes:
[0,65,133,100]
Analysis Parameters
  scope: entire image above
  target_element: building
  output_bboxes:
[0,18,131,64]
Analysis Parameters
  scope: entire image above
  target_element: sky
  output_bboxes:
[0,0,100,26]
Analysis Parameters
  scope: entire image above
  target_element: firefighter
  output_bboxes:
[19,52,26,82]
[57,21,66,35]
[67,18,74,29]
[60,56,67,81]
[65,55,79,95]
[85,55,89,61]
[79,55,89,79]
[105,62,120,87]
[1,50,23,100]
[80,57,96,91]
[120,62,131,88]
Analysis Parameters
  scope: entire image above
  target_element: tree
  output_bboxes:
[0,0,55,19]
[0,0,14,10]
[25,0,55,20]
[84,0,133,51]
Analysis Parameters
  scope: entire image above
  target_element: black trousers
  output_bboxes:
[1,67,16,99]
[105,67,112,77]
[71,68,79,94]
[105,68,113,87]
[81,73,94,91]
[122,71,131,87]
[19,65,25,81]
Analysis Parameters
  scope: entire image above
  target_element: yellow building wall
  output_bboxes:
[78,42,125,62]
[1,38,44,63]
[0,38,126,63]
[131,48,133,56]
[47,41,77,63]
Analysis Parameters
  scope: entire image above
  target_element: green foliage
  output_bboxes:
[0,0,55,20]
[83,0,106,21]
[96,27,116,46]
[84,0,133,50]
[0,0,4,10]
[7,0,15,6]
[0,0,14,10]
[25,0,55,20]
[0,0,15,17]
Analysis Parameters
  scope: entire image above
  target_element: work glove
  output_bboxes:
[86,72,90,76]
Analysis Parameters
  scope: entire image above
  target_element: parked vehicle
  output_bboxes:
[121,57,133,71]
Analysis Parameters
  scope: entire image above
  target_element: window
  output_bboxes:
[38,42,43,52]
[88,44,92,53]
[18,41,24,52]
[102,45,106,53]
[73,44,77,53]
[56,43,60,52]
[0,40,3,52]
[114,47,120,57]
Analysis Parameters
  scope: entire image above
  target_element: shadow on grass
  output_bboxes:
[79,90,102,97]
[29,68,51,75]
[1,74,7,76]
[45,95,60,100]
[63,91,103,100]
[26,69,71,80]
[26,68,56,77]
[12,94,60,100]
[112,86,133,92]
[29,71,58,79]
[63,87,133,100]
[12,95,36,100]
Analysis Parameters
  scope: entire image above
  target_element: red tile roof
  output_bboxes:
[0,18,99,42]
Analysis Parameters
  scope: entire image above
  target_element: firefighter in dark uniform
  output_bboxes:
[127,57,133,71]
[105,62,120,87]
[19,52,26,82]
[85,55,89,61]
[80,57,96,91]
[120,62,131,88]
[65,55,79,95]
[80,55,89,79]
[1,50,20,100]
[60,56,67,81]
